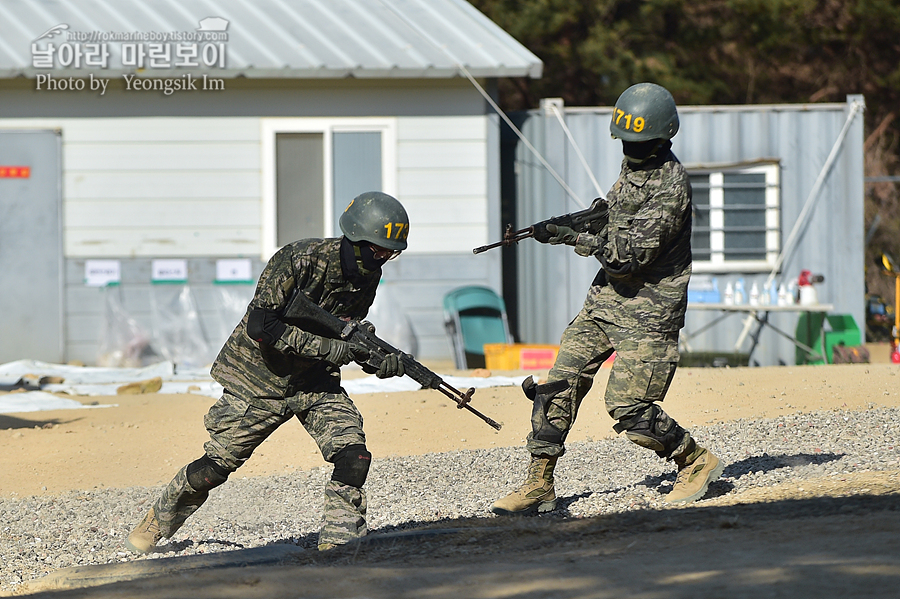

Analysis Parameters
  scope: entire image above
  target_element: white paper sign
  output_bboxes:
[152,259,188,282]
[216,259,252,282]
[85,260,121,287]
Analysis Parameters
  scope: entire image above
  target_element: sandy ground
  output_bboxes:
[3,344,900,597]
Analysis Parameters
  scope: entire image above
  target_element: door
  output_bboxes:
[0,130,63,363]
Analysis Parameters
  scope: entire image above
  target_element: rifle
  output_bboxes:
[282,291,502,431]
[473,197,609,254]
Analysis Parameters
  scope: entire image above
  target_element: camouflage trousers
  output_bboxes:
[152,388,368,543]
[526,307,693,460]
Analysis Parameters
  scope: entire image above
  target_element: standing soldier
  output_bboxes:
[126,192,410,552]
[492,83,724,515]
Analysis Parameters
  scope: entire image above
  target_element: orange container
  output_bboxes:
[484,343,559,370]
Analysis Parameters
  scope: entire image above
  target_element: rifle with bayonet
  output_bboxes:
[282,290,502,431]
[473,197,609,254]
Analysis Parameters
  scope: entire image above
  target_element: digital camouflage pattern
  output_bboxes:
[318,480,368,548]
[146,237,378,547]
[526,310,692,460]
[153,464,206,538]
[573,149,692,333]
[211,237,379,414]
[526,148,693,460]
[151,388,369,543]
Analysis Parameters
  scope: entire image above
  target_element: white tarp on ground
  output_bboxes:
[0,360,530,414]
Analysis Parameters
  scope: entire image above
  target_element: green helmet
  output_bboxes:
[610,83,679,142]
[339,191,409,251]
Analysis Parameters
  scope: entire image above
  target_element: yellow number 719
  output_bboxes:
[614,109,645,133]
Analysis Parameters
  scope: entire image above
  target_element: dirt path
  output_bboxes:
[4,359,900,597]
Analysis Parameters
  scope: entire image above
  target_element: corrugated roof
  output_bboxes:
[0,0,542,79]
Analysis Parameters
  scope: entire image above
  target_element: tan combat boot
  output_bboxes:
[665,447,725,504]
[491,455,558,515]
[124,507,164,554]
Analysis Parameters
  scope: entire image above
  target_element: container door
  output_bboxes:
[0,130,63,363]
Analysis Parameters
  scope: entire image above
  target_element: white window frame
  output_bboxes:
[260,117,397,260]
[689,161,780,273]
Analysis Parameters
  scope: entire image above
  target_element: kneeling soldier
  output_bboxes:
[126,192,410,552]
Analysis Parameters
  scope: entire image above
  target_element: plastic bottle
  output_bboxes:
[749,282,760,305]
[769,281,779,305]
[723,282,735,305]
[777,283,789,306]
[787,281,798,305]
[734,278,745,304]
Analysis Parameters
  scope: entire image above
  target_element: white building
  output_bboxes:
[0,0,542,365]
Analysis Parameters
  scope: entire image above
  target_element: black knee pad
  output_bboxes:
[331,444,371,488]
[186,455,230,492]
[523,376,569,445]
[613,404,686,458]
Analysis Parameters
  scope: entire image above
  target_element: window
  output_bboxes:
[262,118,397,259]
[689,162,780,272]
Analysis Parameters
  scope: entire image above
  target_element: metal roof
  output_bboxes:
[0,0,543,79]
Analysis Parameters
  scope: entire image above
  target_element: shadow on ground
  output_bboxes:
[22,491,900,599]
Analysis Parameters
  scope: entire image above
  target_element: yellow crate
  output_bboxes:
[484,343,559,370]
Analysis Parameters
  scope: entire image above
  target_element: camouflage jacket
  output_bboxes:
[210,238,380,412]
[573,149,692,333]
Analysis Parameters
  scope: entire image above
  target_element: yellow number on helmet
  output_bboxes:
[633,117,645,132]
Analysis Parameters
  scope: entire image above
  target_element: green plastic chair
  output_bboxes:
[443,286,512,369]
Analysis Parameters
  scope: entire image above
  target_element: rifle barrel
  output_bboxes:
[472,226,534,254]
[436,383,502,430]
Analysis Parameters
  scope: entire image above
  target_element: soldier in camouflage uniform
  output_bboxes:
[126,191,411,553]
[493,83,724,515]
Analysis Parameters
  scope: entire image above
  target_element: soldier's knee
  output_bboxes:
[331,444,371,488]
[186,454,230,492]
[613,405,686,458]
[524,376,569,444]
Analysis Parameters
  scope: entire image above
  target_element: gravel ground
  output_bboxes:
[3,407,900,595]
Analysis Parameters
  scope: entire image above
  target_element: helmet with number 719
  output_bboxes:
[610,83,679,142]
[339,191,409,251]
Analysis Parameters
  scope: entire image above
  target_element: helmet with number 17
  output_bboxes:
[610,83,679,142]
[339,191,409,251]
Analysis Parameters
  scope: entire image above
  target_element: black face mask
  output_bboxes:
[340,237,386,283]
[622,139,671,166]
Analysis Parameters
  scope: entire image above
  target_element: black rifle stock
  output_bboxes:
[473,197,609,254]
[281,291,502,430]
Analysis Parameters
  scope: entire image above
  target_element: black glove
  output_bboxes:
[376,353,406,379]
[532,222,553,244]
[247,308,287,346]
[320,338,353,366]
[546,224,578,246]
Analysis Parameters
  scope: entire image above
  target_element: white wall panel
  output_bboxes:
[405,224,487,254]
[403,196,486,225]
[397,116,485,140]
[398,169,487,198]
[398,140,486,168]
[58,118,260,142]
[65,171,259,200]
[397,116,489,256]
[65,200,260,228]
[64,142,259,171]
[66,228,260,257]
